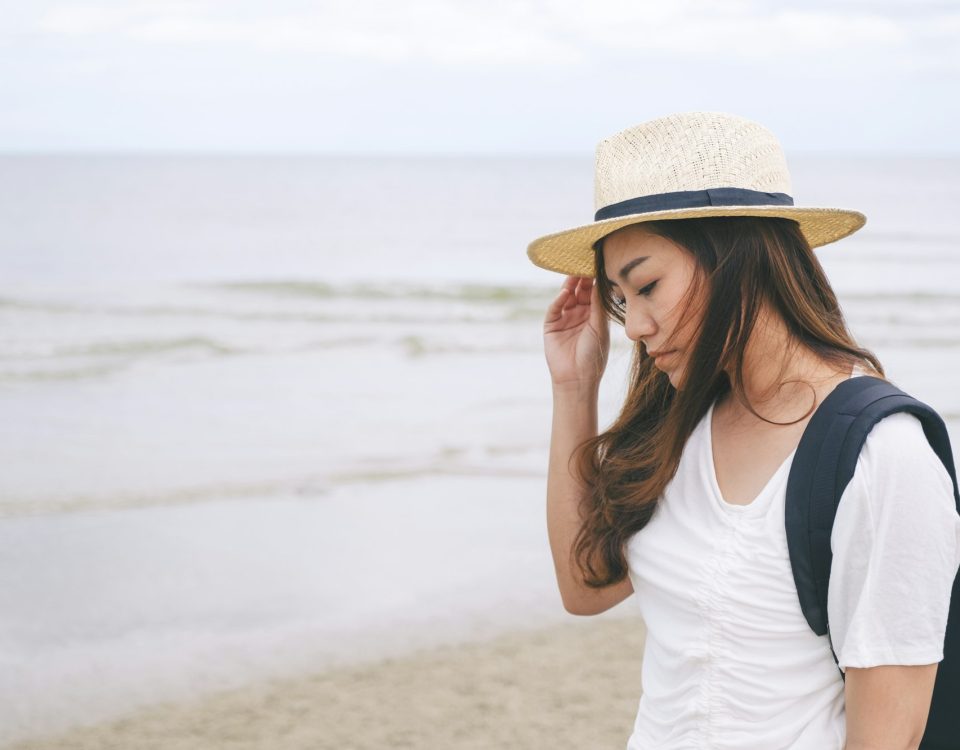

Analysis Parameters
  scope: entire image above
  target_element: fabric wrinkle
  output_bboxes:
[624,365,957,749]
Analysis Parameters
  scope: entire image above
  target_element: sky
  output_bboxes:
[2,0,959,154]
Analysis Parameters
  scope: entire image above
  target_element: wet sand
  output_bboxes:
[9,615,646,750]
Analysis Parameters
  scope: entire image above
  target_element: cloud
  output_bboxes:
[539,1,960,73]
[27,0,958,72]
[24,0,960,75]
[4,0,958,152]
[33,0,584,65]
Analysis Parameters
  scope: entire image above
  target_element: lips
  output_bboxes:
[650,350,677,368]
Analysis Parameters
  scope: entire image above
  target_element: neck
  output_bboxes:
[719,305,849,425]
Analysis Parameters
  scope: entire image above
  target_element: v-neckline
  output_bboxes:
[705,398,797,514]
[704,365,862,513]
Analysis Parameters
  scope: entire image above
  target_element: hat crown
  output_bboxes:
[594,111,793,212]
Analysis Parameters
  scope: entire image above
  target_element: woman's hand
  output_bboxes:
[543,276,610,390]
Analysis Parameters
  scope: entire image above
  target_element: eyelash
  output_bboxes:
[613,280,657,306]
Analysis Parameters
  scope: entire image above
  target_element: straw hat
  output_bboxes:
[526,111,866,277]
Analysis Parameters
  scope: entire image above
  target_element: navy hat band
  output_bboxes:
[591,187,794,252]
[593,187,794,222]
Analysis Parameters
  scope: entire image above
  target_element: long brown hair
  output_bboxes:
[571,216,885,588]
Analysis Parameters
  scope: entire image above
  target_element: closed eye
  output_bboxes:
[639,280,658,296]
[612,280,657,307]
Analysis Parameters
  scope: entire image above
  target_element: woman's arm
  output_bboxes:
[843,663,938,750]
[826,412,959,749]
[542,277,634,616]
[546,381,634,616]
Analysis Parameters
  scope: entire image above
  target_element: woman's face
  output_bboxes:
[601,225,703,389]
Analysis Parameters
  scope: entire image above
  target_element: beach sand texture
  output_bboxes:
[8,616,646,750]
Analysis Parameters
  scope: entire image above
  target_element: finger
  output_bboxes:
[576,276,594,305]
[545,287,573,322]
[590,281,610,339]
[557,276,577,302]
[590,278,605,320]
[546,287,570,313]
[547,277,587,322]
[564,278,585,309]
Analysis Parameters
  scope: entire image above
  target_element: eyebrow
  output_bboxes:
[607,256,650,285]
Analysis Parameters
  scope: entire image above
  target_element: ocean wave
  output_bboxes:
[197,280,555,304]
[0,337,245,381]
[841,291,960,303]
[0,363,127,383]
[0,477,317,519]
[395,335,535,358]
[3,336,240,360]
[0,294,539,325]
[0,296,335,320]
[849,230,960,246]
[0,296,89,313]
[0,461,544,519]
[862,337,960,349]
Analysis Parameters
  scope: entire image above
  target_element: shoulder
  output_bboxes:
[861,411,933,460]
[828,408,960,671]
[858,411,951,486]
[863,408,927,438]
[844,409,957,531]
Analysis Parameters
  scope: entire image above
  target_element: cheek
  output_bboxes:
[660,295,690,336]
[665,280,701,340]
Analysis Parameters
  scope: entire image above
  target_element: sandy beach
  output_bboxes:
[8,615,647,750]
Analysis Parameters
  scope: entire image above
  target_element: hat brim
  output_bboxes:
[526,205,866,277]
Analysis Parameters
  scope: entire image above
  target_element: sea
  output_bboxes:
[0,152,958,745]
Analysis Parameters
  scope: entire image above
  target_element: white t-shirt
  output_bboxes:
[624,368,960,750]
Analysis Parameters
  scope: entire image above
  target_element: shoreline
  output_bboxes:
[8,615,647,750]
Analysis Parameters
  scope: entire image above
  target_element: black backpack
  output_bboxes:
[785,375,960,749]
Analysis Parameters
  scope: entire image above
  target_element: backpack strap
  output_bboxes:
[785,375,960,681]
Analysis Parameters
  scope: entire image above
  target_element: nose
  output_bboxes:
[624,306,656,344]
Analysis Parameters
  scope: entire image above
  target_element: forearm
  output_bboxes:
[545,382,600,609]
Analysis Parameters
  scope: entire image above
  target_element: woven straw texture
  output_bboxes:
[527,112,866,277]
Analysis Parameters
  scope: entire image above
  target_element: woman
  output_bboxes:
[528,112,960,749]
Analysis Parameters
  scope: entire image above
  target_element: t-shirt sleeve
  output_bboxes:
[827,411,960,673]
